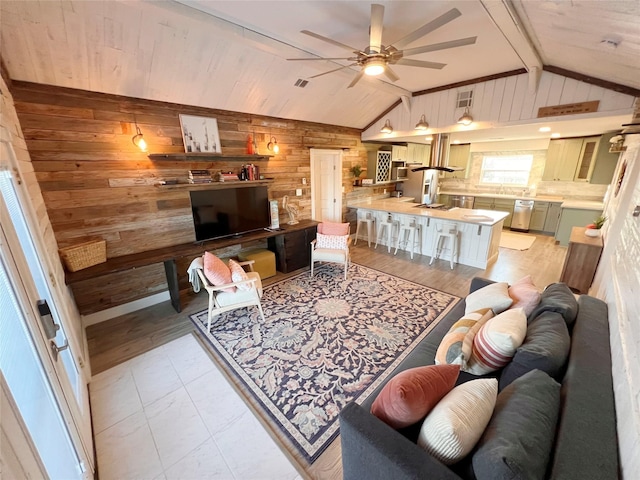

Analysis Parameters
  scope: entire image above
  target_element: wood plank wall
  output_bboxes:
[10,81,374,314]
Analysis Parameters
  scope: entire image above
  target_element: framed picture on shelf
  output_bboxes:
[179,114,222,153]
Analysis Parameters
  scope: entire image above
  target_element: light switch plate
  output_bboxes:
[296,188,302,196]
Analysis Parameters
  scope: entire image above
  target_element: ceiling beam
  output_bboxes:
[479,0,543,93]
[412,68,527,97]
[543,66,640,98]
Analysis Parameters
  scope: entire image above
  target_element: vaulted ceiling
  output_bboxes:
[1,1,638,136]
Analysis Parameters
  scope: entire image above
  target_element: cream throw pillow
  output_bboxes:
[417,378,498,465]
[465,307,528,375]
[228,259,251,291]
[464,282,512,315]
[315,232,348,250]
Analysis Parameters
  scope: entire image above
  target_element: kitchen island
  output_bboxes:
[348,198,508,269]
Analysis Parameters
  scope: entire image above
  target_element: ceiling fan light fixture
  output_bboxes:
[132,123,147,152]
[457,107,473,126]
[363,58,386,76]
[267,136,279,154]
[380,119,393,134]
[415,114,429,130]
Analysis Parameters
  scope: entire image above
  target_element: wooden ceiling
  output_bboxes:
[1,1,638,132]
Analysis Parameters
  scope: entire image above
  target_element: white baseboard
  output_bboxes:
[81,291,171,327]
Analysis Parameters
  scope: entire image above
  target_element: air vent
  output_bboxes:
[294,79,309,88]
[456,90,473,108]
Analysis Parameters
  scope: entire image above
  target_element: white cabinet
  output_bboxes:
[367,150,392,183]
[392,145,408,163]
[407,143,430,165]
[543,136,600,182]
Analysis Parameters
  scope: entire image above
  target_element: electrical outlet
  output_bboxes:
[296,188,302,196]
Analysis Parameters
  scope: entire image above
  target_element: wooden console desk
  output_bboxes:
[65,219,318,313]
[559,226,603,294]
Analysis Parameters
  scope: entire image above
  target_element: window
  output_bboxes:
[480,155,533,186]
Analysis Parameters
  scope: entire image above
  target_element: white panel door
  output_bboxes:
[311,149,342,222]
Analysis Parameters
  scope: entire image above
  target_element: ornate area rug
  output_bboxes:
[190,263,460,464]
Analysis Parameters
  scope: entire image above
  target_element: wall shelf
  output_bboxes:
[156,179,274,190]
[148,153,271,161]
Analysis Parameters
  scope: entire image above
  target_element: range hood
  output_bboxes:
[411,133,460,173]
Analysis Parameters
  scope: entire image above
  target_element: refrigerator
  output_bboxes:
[402,165,439,205]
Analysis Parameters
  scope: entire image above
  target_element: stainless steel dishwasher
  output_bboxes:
[511,199,535,232]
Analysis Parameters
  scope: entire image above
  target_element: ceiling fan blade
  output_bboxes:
[347,70,365,88]
[287,57,356,61]
[384,66,400,82]
[369,4,384,53]
[395,58,446,70]
[401,36,477,56]
[309,64,358,79]
[301,30,359,52]
[392,8,462,50]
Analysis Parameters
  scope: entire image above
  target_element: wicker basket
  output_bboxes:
[59,239,107,272]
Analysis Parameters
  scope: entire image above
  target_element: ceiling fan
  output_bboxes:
[287,4,476,88]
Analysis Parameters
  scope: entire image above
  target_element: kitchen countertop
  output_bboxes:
[559,200,604,210]
[439,190,565,202]
[347,198,508,226]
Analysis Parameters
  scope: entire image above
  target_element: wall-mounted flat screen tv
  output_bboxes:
[189,186,270,242]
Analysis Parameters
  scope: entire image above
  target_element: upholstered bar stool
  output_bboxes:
[430,221,459,269]
[394,217,422,259]
[354,211,375,247]
[375,213,399,253]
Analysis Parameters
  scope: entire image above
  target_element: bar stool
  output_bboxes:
[430,221,459,269]
[394,217,422,259]
[354,212,375,247]
[375,213,399,253]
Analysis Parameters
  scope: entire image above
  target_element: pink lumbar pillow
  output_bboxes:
[370,364,460,429]
[318,222,349,236]
[203,252,234,293]
[508,275,542,316]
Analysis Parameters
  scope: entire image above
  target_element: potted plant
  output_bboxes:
[585,215,606,237]
[350,165,363,186]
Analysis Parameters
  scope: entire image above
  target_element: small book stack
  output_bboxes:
[188,170,212,184]
[219,171,240,182]
[243,164,260,180]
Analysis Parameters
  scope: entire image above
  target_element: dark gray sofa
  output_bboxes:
[340,277,619,479]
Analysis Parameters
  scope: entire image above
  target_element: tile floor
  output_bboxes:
[90,333,301,480]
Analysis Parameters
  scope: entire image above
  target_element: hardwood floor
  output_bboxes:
[86,231,567,480]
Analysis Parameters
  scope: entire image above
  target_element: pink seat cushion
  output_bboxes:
[203,252,234,293]
[318,222,349,235]
[371,364,460,429]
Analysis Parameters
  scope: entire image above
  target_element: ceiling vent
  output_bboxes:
[294,79,309,88]
[456,90,473,108]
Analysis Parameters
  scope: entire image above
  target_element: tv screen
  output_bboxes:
[190,186,270,241]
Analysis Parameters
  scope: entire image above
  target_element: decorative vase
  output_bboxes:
[584,228,601,238]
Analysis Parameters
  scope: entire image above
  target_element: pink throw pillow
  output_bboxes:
[508,275,541,316]
[370,364,460,429]
[318,222,349,235]
[315,232,348,250]
[228,259,250,291]
[203,252,234,293]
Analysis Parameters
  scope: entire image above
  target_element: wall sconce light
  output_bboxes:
[267,136,280,154]
[609,134,626,153]
[380,119,393,134]
[414,114,429,130]
[457,107,473,126]
[131,122,147,152]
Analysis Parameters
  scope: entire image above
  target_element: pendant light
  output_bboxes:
[457,107,473,126]
[131,120,147,152]
[414,114,429,130]
[380,120,393,134]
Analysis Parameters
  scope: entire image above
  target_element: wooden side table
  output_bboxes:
[560,226,604,294]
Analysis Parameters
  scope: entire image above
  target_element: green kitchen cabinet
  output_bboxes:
[555,207,602,246]
[438,194,450,206]
[543,202,562,234]
[590,132,622,185]
[473,198,493,210]
[543,136,601,182]
[530,201,549,231]
[444,144,471,179]
[492,198,514,228]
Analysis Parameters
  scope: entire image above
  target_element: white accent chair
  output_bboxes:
[310,223,351,280]
[196,260,265,331]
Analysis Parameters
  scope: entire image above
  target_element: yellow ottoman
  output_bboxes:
[238,249,276,279]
